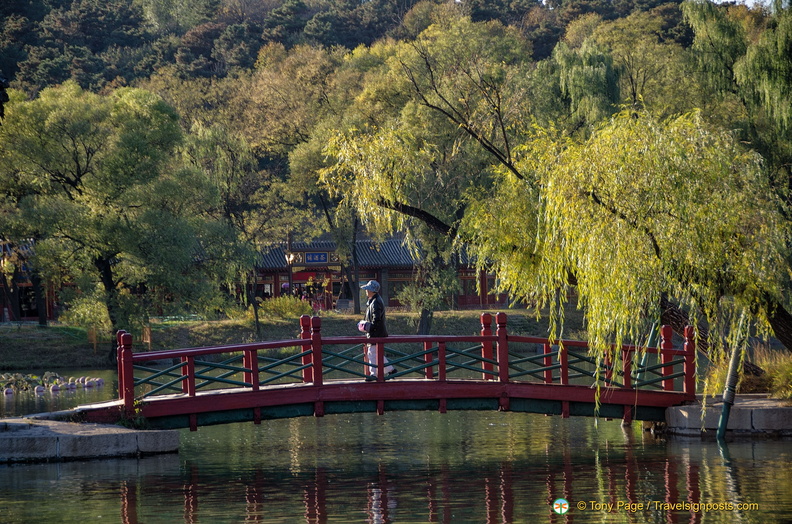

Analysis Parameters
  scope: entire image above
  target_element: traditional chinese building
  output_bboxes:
[0,241,56,322]
[255,238,506,310]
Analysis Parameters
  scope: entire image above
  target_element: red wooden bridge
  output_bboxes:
[80,313,696,430]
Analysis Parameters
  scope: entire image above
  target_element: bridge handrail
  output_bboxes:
[115,314,696,425]
[127,338,311,362]
[508,335,688,355]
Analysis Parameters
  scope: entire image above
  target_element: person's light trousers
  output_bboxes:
[366,343,395,376]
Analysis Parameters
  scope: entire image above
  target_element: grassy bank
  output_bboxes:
[0,309,571,372]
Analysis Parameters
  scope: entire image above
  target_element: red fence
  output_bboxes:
[114,313,696,430]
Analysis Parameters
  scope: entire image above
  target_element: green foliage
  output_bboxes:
[0,82,226,335]
[552,40,620,128]
[56,289,113,332]
[463,110,790,360]
[258,296,313,319]
[772,360,792,400]
[734,7,792,132]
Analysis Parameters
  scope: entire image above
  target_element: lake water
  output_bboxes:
[1,368,118,418]
[1,371,791,523]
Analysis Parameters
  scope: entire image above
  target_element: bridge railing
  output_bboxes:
[116,313,696,417]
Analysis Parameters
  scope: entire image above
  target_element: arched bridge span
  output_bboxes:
[80,314,696,430]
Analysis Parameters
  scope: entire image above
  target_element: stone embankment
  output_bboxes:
[0,417,179,464]
[666,394,792,438]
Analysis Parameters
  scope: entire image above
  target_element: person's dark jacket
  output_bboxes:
[364,293,388,338]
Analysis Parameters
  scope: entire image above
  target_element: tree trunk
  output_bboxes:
[30,270,48,327]
[95,256,121,364]
[417,308,433,336]
[767,300,792,354]
[247,270,261,339]
[660,295,765,376]
[350,224,361,315]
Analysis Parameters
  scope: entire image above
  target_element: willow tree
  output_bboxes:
[0,82,223,358]
[461,110,790,372]
[320,8,533,331]
[683,0,792,349]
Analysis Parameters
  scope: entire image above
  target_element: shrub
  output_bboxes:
[771,358,792,400]
[258,296,313,319]
[704,343,792,400]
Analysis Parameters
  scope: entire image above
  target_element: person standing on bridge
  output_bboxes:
[359,280,395,379]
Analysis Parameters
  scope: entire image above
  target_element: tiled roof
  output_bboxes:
[258,238,419,270]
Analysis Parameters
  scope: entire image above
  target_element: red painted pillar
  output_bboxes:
[661,325,674,391]
[424,341,433,379]
[496,312,509,383]
[376,341,385,382]
[560,343,570,418]
[622,348,633,425]
[183,356,196,396]
[116,330,125,400]
[244,348,259,392]
[311,316,323,387]
[438,341,447,382]
[300,315,313,383]
[559,345,569,386]
[684,325,696,399]
[543,342,553,384]
[117,331,134,417]
[481,313,494,380]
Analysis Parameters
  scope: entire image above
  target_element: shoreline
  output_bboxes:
[0,417,179,464]
[666,394,792,439]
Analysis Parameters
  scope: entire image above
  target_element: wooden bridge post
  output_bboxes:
[243,347,259,392]
[496,312,509,384]
[424,341,433,379]
[622,347,633,425]
[376,340,385,382]
[300,315,314,383]
[559,345,569,386]
[683,326,696,399]
[543,343,553,383]
[311,316,323,387]
[480,313,494,380]
[182,356,196,396]
[116,330,134,417]
[438,341,447,382]
[496,312,510,411]
[660,325,674,391]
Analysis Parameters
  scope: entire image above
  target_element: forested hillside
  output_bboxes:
[2,0,686,92]
[2,0,792,365]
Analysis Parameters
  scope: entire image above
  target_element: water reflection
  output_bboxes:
[1,412,791,523]
[0,368,117,418]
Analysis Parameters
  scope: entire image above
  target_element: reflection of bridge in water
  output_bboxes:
[115,429,711,524]
[80,313,696,431]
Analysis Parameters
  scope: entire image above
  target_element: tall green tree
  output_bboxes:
[462,109,790,361]
[320,10,533,331]
[0,82,222,358]
[683,0,792,349]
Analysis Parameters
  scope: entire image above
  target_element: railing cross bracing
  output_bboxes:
[115,313,696,430]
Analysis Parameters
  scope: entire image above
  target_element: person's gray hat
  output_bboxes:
[360,280,380,292]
